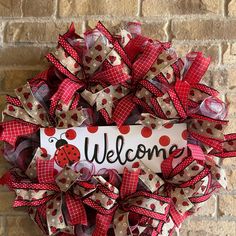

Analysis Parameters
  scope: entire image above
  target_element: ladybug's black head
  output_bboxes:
[56,139,68,149]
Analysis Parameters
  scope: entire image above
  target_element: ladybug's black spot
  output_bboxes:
[56,139,68,148]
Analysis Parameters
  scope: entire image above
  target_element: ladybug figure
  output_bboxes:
[48,129,80,168]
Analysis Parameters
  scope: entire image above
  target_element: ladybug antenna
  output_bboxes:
[60,132,66,140]
[48,137,58,143]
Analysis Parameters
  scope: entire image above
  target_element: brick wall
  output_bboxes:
[0,0,236,235]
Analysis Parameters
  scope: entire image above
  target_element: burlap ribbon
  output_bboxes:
[2,148,91,235]
[1,82,90,146]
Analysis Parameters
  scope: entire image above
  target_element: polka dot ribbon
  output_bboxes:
[1,82,90,146]
[71,147,225,236]
[0,144,229,236]
[46,21,179,127]
[0,21,236,236]
[0,152,89,236]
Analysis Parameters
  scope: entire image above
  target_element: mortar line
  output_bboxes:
[166,19,172,42]
[20,0,23,18]
[2,14,236,22]
[219,42,223,66]
[53,0,59,20]
[137,0,143,17]
[3,39,236,47]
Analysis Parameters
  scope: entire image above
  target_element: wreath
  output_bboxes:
[0,22,235,236]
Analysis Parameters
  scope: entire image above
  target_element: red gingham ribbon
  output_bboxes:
[124,35,148,62]
[37,159,55,183]
[49,78,83,115]
[65,193,87,226]
[91,64,130,85]
[120,167,139,199]
[0,120,39,146]
[112,94,136,127]
[92,213,114,236]
[132,43,163,80]
[0,161,88,233]
[184,52,211,84]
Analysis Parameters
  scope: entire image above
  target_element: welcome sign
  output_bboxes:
[40,124,187,173]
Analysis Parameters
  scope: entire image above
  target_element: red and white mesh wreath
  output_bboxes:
[0,22,236,236]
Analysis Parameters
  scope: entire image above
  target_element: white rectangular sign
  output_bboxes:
[40,124,187,173]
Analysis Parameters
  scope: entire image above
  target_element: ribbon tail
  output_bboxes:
[92,213,114,236]
[161,149,182,179]
[47,194,67,235]
[184,52,211,84]
[37,158,55,183]
[0,171,12,187]
[112,95,136,127]
[0,120,39,147]
[65,193,87,226]
[113,210,131,236]
[120,167,139,199]
[49,78,82,115]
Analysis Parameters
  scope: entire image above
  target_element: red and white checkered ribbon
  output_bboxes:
[0,156,88,235]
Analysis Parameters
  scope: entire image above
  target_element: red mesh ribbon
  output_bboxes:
[0,156,88,235]
[0,21,236,236]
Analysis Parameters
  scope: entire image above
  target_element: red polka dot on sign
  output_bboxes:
[119,125,130,134]
[159,135,170,146]
[141,127,152,138]
[87,126,98,133]
[65,129,77,140]
[163,123,173,129]
[44,127,55,136]
[182,129,188,140]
